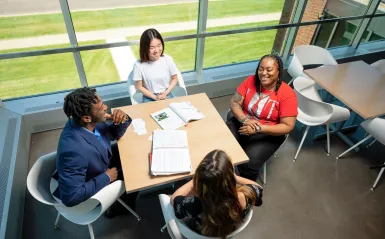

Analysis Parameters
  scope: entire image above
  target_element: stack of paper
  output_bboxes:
[151,130,191,176]
[132,118,147,135]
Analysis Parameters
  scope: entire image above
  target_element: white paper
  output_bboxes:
[132,118,147,135]
[169,101,205,124]
[151,148,191,175]
[152,130,188,149]
[151,108,185,130]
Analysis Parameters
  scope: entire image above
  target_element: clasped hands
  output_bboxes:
[156,92,168,100]
[238,119,262,136]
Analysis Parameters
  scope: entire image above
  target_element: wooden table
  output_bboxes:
[114,93,248,193]
[304,61,385,120]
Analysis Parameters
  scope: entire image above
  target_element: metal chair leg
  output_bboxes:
[263,163,267,187]
[366,139,377,148]
[161,224,167,232]
[294,126,310,162]
[336,135,372,159]
[326,124,330,156]
[117,198,142,221]
[371,164,385,191]
[88,224,95,239]
[54,212,60,229]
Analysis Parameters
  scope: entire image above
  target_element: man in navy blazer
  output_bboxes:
[54,87,138,217]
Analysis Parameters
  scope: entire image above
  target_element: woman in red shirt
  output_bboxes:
[226,54,298,181]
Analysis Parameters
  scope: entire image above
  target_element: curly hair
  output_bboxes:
[254,54,284,94]
[63,87,99,124]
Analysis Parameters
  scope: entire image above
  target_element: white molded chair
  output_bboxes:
[27,152,141,239]
[158,194,253,239]
[293,76,351,161]
[287,45,338,85]
[370,59,385,74]
[128,69,187,105]
[336,118,385,190]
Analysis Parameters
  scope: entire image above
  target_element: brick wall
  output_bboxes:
[292,0,328,49]
[272,0,328,55]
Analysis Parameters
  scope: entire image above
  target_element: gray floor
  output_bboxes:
[23,95,385,239]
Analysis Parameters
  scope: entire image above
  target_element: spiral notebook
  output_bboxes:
[150,130,192,176]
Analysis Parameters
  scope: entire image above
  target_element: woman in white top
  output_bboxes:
[133,28,179,103]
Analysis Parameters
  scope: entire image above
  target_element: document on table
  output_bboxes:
[132,118,147,135]
[150,130,191,176]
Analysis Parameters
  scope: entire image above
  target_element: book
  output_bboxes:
[150,130,192,176]
[151,101,205,130]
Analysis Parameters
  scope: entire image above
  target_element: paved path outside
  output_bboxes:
[0,0,197,16]
[0,12,281,50]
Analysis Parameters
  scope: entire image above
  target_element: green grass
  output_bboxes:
[0,41,119,99]
[130,20,279,70]
[0,0,284,39]
[0,20,279,100]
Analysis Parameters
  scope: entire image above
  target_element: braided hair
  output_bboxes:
[63,87,99,124]
[254,54,284,95]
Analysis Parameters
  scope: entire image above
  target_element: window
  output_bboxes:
[67,0,199,46]
[0,52,79,99]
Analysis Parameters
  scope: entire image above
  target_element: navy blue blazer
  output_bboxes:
[54,118,131,207]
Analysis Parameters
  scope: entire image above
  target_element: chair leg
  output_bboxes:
[54,212,60,229]
[326,124,330,156]
[117,198,142,221]
[294,126,310,162]
[336,135,372,159]
[88,224,95,239]
[263,163,267,187]
[366,139,377,148]
[371,165,385,191]
[161,224,167,232]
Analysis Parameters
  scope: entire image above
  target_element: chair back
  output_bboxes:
[370,59,385,74]
[293,77,333,120]
[159,194,253,239]
[174,208,253,239]
[27,152,59,205]
[127,68,187,105]
[288,45,337,79]
[127,70,143,105]
[362,118,385,145]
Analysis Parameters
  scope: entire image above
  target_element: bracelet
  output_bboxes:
[240,116,249,124]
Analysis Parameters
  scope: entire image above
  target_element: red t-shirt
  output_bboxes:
[237,75,298,125]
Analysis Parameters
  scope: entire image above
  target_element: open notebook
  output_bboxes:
[150,130,192,176]
[151,101,205,130]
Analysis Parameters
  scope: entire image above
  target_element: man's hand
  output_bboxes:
[238,125,256,136]
[105,167,118,182]
[107,109,127,125]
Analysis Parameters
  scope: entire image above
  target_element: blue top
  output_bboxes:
[54,118,131,207]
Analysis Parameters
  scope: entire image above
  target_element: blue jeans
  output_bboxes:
[143,93,174,103]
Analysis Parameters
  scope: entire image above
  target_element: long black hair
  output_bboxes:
[254,54,284,95]
[63,87,98,124]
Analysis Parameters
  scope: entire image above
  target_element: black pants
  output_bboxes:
[226,117,285,181]
[110,144,139,209]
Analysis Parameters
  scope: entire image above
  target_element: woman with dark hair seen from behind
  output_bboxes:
[133,28,179,103]
[171,150,263,238]
[226,54,298,181]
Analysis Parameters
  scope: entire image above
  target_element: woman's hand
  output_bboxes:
[244,119,263,132]
[157,92,167,100]
[238,125,257,136]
